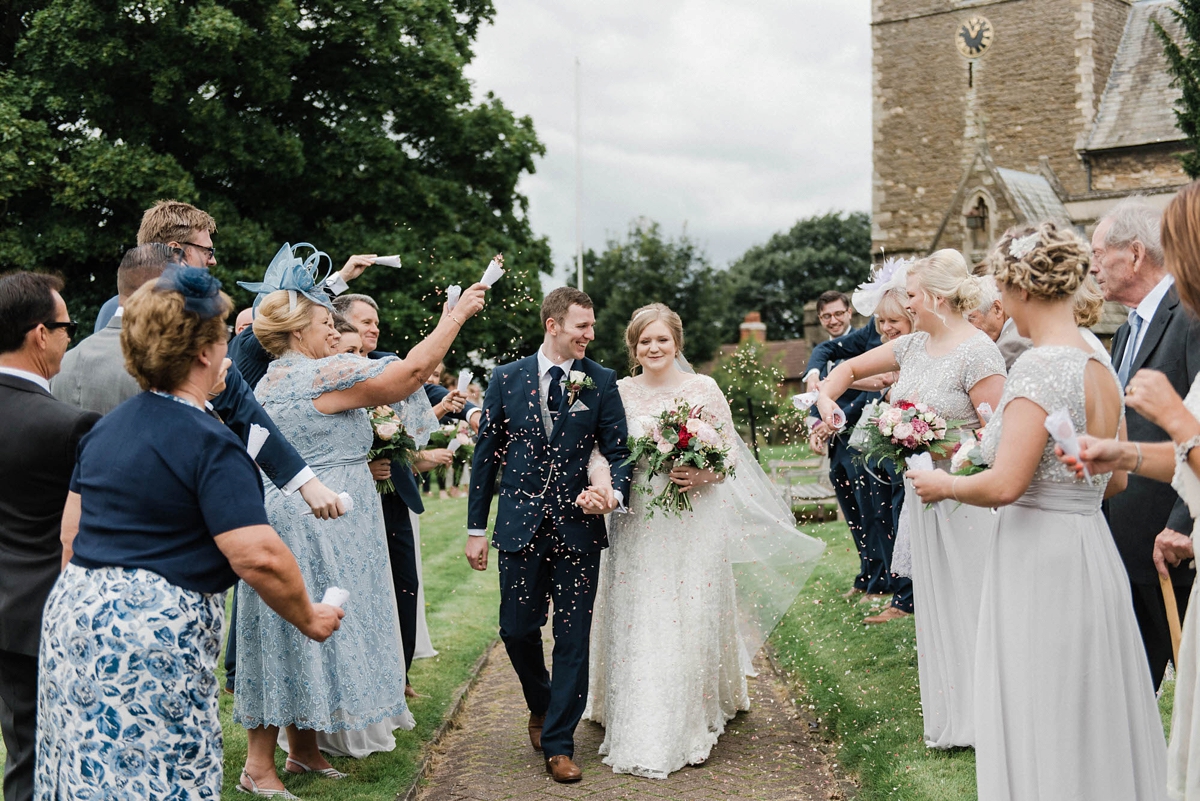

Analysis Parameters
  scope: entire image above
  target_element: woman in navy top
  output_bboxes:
[34,266,343,801]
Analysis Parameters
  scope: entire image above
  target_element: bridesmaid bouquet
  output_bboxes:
[949,430,987,476]
[367,405,417,494]
[624,401,735,518]
[427,421,474,482]
[856,400,960,470]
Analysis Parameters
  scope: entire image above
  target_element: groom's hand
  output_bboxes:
[576,485,616,514]
[465,536,489,571]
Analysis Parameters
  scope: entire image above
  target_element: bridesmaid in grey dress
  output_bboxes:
[816,249,1005,749]
[911,222,1167,801]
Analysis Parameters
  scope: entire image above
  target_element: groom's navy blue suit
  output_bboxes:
[469,353,631,759]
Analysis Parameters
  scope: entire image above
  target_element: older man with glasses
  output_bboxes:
[0,271,100,801]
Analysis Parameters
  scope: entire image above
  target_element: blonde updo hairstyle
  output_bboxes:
[1073,276,1106,328]
[252,290,321,357]
[873,287,916,338]
[625,303,684,375]
[985,221,1090,301]
[907,249,984,322]
[121,281,233,392]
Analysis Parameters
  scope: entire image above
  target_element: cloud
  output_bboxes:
[465,0,871,280]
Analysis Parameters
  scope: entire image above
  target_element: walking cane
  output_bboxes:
[1161,573,1183,670]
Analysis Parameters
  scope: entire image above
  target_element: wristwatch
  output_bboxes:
[1175,434,1200,468]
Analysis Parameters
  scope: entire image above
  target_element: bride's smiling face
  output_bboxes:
[635,320,678,373]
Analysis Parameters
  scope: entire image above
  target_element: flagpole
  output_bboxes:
[575,55,583,291]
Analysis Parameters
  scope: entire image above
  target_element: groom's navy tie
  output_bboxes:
[547,365,565,415]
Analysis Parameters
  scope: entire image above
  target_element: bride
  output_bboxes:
[580,303,824,779]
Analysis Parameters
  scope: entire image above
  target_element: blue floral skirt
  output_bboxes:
[35,564,226,800]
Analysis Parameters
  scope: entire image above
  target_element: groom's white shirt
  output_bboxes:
[467,346,621,537]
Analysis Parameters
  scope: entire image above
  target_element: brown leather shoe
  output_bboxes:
[528,713,545,751]
[545,755,582,783]
[841,587,866,599]
[864,606,913,625]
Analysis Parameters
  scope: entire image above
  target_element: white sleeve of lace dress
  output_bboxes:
[698,376,739,470]
[587,446,613,488]
[1172,374,1200,521]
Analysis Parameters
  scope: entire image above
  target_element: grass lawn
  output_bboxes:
[217,494,499,800]
[768,518,1175,801]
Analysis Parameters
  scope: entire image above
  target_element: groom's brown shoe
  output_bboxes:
[545,755,582,783]
[528,713,545,751]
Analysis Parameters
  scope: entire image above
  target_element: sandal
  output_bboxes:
[236,770,301,798]
[285,757,347,780]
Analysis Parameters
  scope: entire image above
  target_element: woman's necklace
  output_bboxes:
[150,389,205,412]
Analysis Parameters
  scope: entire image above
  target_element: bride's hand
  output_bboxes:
[576,486,615,514]
[669,466,720,492]
[908,468,953,503]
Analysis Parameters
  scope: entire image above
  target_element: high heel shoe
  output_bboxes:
[236,770,301,798]
[285,757,347,780]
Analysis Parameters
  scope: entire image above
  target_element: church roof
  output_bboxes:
[1085,0,1185,153]
[995,168,1071,222]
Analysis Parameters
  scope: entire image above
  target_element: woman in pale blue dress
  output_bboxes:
[233,274,487,797]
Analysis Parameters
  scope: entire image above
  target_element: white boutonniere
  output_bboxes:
[565,370,596,407]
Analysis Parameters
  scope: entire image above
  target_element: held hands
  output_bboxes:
[908,468,954,504]
[575,485,617,514]
[465,536,489,571]
[299,477,347,520]
[337,255,377,284]
[808,421,830,456]
[445,283,488,324]
[1154,528,1195,579]
[302,602,345,642]
[1126,370,1188,433]
[368,457,392,482]
[669,466,720,493]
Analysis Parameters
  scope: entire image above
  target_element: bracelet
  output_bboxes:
[449,313,463,327]
[1132,442,1144,475]
[951,477,961,502]
[1175,434,1200,470]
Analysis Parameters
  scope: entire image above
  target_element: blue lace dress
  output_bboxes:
[233,352,415,733]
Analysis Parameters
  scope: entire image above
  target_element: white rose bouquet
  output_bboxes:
[623,400,735,518]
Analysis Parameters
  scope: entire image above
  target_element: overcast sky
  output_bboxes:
[464,1,873,283]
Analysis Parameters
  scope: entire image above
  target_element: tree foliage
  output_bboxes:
[708,340,784,436]
[1159,2,1200,179]
[582,219,731,374]
[726,211,871,341]
[0,0,550,367]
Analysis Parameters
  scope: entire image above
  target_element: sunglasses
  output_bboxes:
[179,241,216,260]
[25,319,79,339]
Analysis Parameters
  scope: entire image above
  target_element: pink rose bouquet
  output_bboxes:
[856,399,962,470]
[367,405,417,494]
[624,400,736,518]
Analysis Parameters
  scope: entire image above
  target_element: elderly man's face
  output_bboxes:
[818,300,851,337]
[1091,218,1141,306]
[967,300,1006,342]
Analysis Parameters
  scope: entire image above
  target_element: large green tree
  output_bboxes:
[0,0,550,366]
[726,211,871,341]
[581,219,731,374]
[1159,1,1200,179]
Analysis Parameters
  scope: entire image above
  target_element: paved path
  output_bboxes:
[417,641,846,801]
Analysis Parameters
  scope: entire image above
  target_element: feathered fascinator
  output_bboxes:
[155,265,226,319]
[237,242,335,313]
[851,256,913,317]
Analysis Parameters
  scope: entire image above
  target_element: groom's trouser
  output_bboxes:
[497,522,601,759]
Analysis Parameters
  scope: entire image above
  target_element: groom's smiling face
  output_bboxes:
[546,303,595,362]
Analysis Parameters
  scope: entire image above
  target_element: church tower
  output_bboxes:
[872,0,1187,263]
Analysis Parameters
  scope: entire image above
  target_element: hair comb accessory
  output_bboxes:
[852,256,913,317]
[237,242,335,312]
[155,264,226,319]
[1008,232,1039,261]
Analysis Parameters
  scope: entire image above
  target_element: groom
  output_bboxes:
[466,287,632,783]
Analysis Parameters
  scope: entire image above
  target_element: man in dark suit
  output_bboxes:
[1093,198,1200,689]
[335,293,479,691]
[805,293,892,602]
[466,287,631,783]
[0,272,100,801]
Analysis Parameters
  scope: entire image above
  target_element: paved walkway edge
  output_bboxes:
[397,639,500,801]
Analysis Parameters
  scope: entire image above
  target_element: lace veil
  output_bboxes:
[675,356,826,659]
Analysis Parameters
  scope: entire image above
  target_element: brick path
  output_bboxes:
[417,640,846,801]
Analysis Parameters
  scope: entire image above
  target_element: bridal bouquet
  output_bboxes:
[624,401,735,518]
[367,405,416,495]
[855,400,960,470]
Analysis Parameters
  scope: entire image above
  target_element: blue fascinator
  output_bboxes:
[155,265,226,319]
[237,242,335,313]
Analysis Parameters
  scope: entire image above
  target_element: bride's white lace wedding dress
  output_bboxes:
[584,374,824,779]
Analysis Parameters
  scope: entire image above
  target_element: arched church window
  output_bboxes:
[965,195,990,253]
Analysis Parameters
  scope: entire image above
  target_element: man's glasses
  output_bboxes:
[179,241,216,260]
[25,320,78,339]
[818,310,851,323]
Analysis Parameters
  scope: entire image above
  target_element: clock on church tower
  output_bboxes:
[956,16,994,58]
